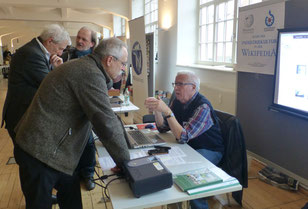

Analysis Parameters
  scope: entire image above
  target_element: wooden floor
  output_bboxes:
[0,77,308,209]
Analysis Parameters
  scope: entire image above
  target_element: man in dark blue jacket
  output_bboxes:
[145,71,224,209]
[61,26,98,191]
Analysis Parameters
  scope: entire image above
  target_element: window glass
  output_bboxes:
[217,22,224,42]
[207,43,213,61]
[216,43,223,62]
[226,20,233,42]
[208,5,214,23]
[227,0,234,19]
[198,0,262,66]
[217,3,225,22]
[208,24,214,42]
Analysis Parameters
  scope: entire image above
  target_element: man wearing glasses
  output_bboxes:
[13,37,129,209]
[144,71,224,209]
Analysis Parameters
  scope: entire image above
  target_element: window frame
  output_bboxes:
[144,0,158,34]
[197,0,261,67]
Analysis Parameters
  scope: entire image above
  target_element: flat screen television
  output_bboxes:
[270,28,308,120]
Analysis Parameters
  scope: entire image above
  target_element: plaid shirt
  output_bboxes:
[158,92,214,143]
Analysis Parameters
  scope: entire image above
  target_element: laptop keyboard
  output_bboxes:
[128,130,152,144]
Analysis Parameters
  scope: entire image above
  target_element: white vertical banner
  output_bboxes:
[129,17,148,118]
[236,1,285,75]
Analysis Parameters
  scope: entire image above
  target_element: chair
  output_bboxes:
[142,114,155,123]
[214,110,248,206]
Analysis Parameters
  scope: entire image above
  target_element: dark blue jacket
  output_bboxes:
[172,92,224,153]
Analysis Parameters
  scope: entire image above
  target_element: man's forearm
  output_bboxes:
[154,111,164,126]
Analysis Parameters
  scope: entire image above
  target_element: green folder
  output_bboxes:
[174,168,223,192]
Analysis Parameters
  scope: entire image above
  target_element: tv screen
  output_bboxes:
[271,28,308,119]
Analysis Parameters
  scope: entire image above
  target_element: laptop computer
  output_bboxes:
[115,114,166,149]
[125,129,166,149]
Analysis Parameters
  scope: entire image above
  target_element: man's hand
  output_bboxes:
[50,54,63,67]
[144,97,170,115]
[111,166,122,174]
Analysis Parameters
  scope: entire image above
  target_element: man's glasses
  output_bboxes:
[172,82,195,87]
[112,56,127,67]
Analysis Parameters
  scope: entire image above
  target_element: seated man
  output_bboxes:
[144,70,224,209]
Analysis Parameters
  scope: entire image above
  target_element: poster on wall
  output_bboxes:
[236,1,285,75]
[129,16,148,117]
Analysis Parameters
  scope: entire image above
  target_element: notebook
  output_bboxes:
[125,129,166,149]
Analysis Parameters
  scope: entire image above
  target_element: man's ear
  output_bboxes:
[106,56,113,67]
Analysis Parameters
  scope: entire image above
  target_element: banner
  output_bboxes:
[129,17,148,117]
[236,1,285,75]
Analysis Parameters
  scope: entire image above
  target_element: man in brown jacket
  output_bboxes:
[14,37,130,209]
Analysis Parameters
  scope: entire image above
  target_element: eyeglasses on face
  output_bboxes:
[172,82,195,87]
[112,56,127,67]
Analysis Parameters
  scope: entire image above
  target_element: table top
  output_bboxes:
[96,128,242,209]
[110,96,139,113]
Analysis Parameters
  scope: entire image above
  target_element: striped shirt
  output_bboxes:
[158,92,214,143]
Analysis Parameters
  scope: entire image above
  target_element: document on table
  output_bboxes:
[98,146,189,171]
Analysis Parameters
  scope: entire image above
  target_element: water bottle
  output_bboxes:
[123,88,130,106]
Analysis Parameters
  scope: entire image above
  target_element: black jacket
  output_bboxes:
[2,38,51,133]
[215,110,248,206]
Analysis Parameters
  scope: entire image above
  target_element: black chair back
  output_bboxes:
[142,114,155,123]
[214,110,248,206]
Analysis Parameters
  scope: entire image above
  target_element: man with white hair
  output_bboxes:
[2,24,71,143]
[14,37,130,209]
[144,71,224,209]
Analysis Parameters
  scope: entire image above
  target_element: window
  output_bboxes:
[103,28,110,39]
[121,18,126,36]
[199,0,262,66]
[144,0,158,33]
[145,0,158,59]
[113,16,126,37]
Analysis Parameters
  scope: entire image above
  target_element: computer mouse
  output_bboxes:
[145,124,155,129]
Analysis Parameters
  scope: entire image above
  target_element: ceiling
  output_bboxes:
[0,0,131,48]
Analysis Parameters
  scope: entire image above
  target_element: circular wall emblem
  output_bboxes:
[244,14,254,28]
[265,10,275,27]
[131,41,143,75]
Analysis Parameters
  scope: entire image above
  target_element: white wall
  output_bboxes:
[156,0,237,114]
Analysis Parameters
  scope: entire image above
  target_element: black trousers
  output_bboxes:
[14,145,82,209]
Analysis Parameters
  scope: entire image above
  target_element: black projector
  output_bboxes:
[123,156,173,198]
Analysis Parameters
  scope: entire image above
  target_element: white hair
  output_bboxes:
[39,24,71,45]
[176,70,200,91]
[93,37,127,59]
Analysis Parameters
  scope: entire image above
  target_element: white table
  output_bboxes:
[110,96,139,124]
[96,129,242,209]
[111,101,139,113]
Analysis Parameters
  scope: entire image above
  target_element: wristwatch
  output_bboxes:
[164,112,174,119]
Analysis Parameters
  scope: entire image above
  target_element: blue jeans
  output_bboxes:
[190,149,223,209]
[77,132,96,179]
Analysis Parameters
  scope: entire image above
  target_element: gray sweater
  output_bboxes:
[15,54,130,175]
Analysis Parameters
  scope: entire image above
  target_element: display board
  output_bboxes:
[237,0,285,75]
[129,17,149,118]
